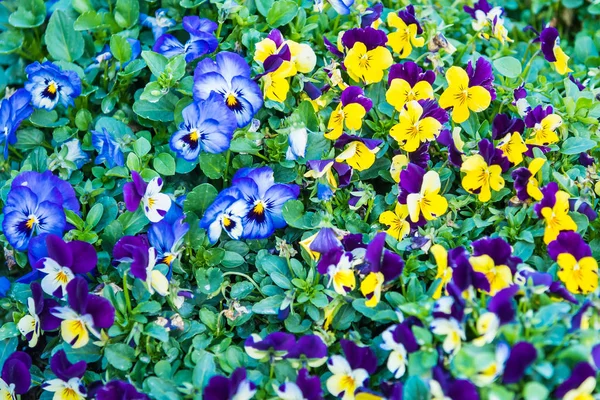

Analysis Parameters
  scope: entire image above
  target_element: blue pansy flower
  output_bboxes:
[24,62,82,110]
[140,8,176,40]
[12,170,80,214]
[199,188,249,244]
[92,127,125,168]
[0,88,33,158]
[153,16,218,63]
[232,167,300,239]
[193,52,263,128]
[328,0,354,15]
[286,125,307,160]
[61,139,90,169]
[148,204,190,272]
[170,92,237,160]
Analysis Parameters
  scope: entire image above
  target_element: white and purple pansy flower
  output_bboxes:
[199,187,249,244]
[244,332,296,361]
[24,61,81,110]
[124,171,172,223]
[153,16,218,62]
[326,339,377,400]
[232,166,300,240]
[380,320,420,378]
[203,368,256,400]
[93,380,149,400]
[17,281,61,348]
[0,352,32,400]
[34,234,97,298]
[275,368,323,400]
[554,362,597,400]
[285,335,328,368]
[42,350,87,400]
[430,366,480,400]
[170,93,237,160]
[193,51,263,128]
[0,88,33,158]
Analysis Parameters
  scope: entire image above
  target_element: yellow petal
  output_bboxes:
[344,103,367,131]
[386,79,412,110]
[445,66,469,87]
[61,319,89,349]
[467,86,492,112]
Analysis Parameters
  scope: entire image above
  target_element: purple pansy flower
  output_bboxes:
[466,57,496,101]
[276,369,323,400]
[286,335,328,368]
[472,237,521,273]
[579,153,594,167]
[0,88,33,158]
[341,27,388,51]
[381,321,419,378]
[388,61,435,86]
[245,332,296,361]
[124,171,172,223]
[539,27,560,62]
[153,16,218,62]
[148,204,190,270]
[308,227,343,255]
[491,113,525,140]
[554,362,596,398]
[326,340,377,398]
[478,138,510,173]
[361,3,383,27]
[199,187,249,244]
[94,380,149,400]
[448,247,490,294]
[203,368,256,400]
[502,342,537,384]
[17,281,61,347]
[341,85,374,112]
[0,351,32,398]
[463,0,493,18]
[305,159,353,188]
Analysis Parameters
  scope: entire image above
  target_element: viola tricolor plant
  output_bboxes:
[0,0,599,399]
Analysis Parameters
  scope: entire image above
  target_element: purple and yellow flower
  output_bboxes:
[51,277,115,349]
[326,340,377,400]
[42,350,87,400]
[93,380,149,400]
[326,86,373,140]
[193,52,263,128]
[387,5,425,57]
[464,0,512,43]
[91,127,125,168]
[342,27,393,84]
[299,227,343,261]
[379,202,410,240]
[232,167,300,239]
[199,188,249,243]
[305,159,353,192]
[473,285,519,345]
[540,27,572,75]
[439,58,494,124]
[24,61,81,110]
[245,332,295,361]
[140,9,175,40]
[512,158,546,201]
[0,352,32,399]
[398,163,448,224]
[469,237,520,295]
[548,231,598,294]
[254,29,316,74]
[204,368,256,400]
[35,234,97,298]
[460,139,508,202]
[524,105,562,146]
[390,99,448,152]
[555,362,596,399]
[502,342,537,384]
[276,368,323,400]
[285,335,328,368]
[170,93,237,159]
[261,57,297,102]
[334,134,382,171]
[153,16,217,62]
[533,182,577,243]
[17,282,60,347]
[380,321,419,378]
[492,113,527,165]
[0,88,33,158]
[430,244,452,299]
[318,247,357,295]
[386,61,435,112]
[124,171,172,223]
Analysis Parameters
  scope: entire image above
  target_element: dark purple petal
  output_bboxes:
[570,200,597,221]
[361,3,383,28]
[245,332,295,352]
[113,235,150,264]
[296,368,323,400]
[45,234,73,269]
[304,82,322,100]
[309,228,342,254]
[340,339,377,374]
[323,36,344,58]
[579,153,594,167]
[1,352,32,394]
[30,281,45,315]
[570,301,592,332]
[464,0,492,18]
[448,380,479,400]
[388,61,435,86]
[437,129,463,168]
[555,362,596,398]
[333,162,353,188]
[408,143,430,169]
[364,232,385,273]
[533,182,559,218]
[334,133,382,150]
[524,105,553,128]
[488,285,519,324]
[548,281,578,304]
[392,322,419,352]
[317,247,344,274]
[341,27,387,51]
[398,163,425,204]
[286,335,328,360]
[397,5,422,34]
[86,295,115,329]
[66,277,89,314]
[502,342,537,384]
[67,240,97,274]
[95,380,149,400]
[472,237,521,273]
[513,85,527,104]
[204,375,233,400]
[512,167,533,201]
[547,231,591,261]
[540,27,559,62]
[267,29,285,47]
[569,74,586,91]
[478,139,510,172]
[341,86,373,112]
[492,113,525,140]
[592,344,600,370]
[124,182,143,212]
[420,99,449,124]
[342,233,366,251]
[50,350,87,381]
[466,58,496,101]
[40,298,62,331]
[381,249,404,282]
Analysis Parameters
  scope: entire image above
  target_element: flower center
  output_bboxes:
[225,93,238,107]
[189,129,200,142]
[26,215,39,230]
[359,53,370,68]
[222,216,232,227]
[55,269,71,284]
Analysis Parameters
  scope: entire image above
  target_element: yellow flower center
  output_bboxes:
[147,197,156,209]
[55,270,70,284]
[226,93,238,107]
[222,216,232,227]
[47,82,58,94]
[359,53,370,68]
[26,215,39,229]
[189,129,200,142]
[253,201,265,215]
[58,387,80,400]
[339,375,356,392]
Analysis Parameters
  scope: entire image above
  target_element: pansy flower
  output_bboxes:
[18,282,60,347]
[262,58,297,102]
[232,167,300,239]
[204,368,256,400]
[35,234,97,298]
[276,368,323,400]
[326,340,377,400]
[473,285,519,345]
[386,62,435,112]
[430,366,479,400]
[91,127,125,168]
[326,86,373,140]
[533,182,577,244]
[389,154,408,183]
[42,350,87,400]
[93,380,149,400]
[342,27,393,84]
[193,52,263,128]
[51,277,115,349]
[328,0,354,14]
[390,99,448,152]
[0,88,33,158]
[170,93,237,159]
[492,113,527,165]
[555,362,596,399]
[360,232,405,307]
[430,316,465,354]
[113,235,170,296]
[512,158,546,201]
[461,139,508,202]
[464,0,512,43]
[469,237,520,295]
[24,61,81,110]
[254,29,316,74]
[437,128,465,167]
[300,227,343,261]
[515,267,577,304]
[524,105,562,146]
[502,342,537,384]
[361,3,383,28]
[286,124,308,161]
[379,202,410,240]
[570,199,597,222]
[548,231,598,294]
[398,163,448,224]
[153,16,217,62]
[285,335,328,368]
[199,188,249,243]
[512,85,531,116]
[387,5,425,57]
[318,247,357,295]
[380,321,419,378]
[334,134,382,171]
[472,343,510,387]
[0,352,32,399]
[124,171,172,223]
[439,57,494,123]
[539,27,572,75]
[245,332,295,361]
[148,204,190,268]
[140,8,176,40]
[305,159,353,191]
[448,246,491,295]
[430,244,453,299]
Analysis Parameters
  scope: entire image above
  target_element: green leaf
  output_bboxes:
[0,323,19,341]
[252,295,284,315]
[524,382,549,400]
[110,35,132,63]
[133,137,152,157]
[9,0,46,28]
[15,128,45,150]
[560,137,596,155]
[282,200,314,229]
[266,0,298,28]
[153,153,176,176]
[0,31,24,54]
[403,376,429,400]
[199,152,225,179]
[256,0,274,17]
[184,183,218,217]
[133,94,177,122]
[45,10,84,62]
[192,351,216,389]
[493,56,522,78]
[163,54,187,83]
[114,0,139,29]
[30,109,69,128]
[105,343,136,371]
[142,51,168,77]
[86,203,104,229]
[144,323,170,342]
[140,82,167,103]
[0,338,19,369]
[74,11,105,31]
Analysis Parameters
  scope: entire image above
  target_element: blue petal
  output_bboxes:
[170,128,201,161]
[184,39,210,62]
[263,184,299,229]
[193,72,229,101]
[245,167,275,197]
[328,0,353,14]
[230,76,263,127]
[36,201,67,236]
[243,212,274,240]
[0,277,10,297]
[3,210,34,251]
[153,34,185,58]
[199,194,238,229]
[217,52,252,81]
[194,58,220,77]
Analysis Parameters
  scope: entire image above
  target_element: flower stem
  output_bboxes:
[123,272,133,315]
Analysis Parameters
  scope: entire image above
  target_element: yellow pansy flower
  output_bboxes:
[344,42,393,84]
[439,66,492,124]
[379,203,410,240]
[390,100,443,152]
[461,154,505,202]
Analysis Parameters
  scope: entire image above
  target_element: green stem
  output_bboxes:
[123,272,133,315]
[522,50,541,83]
[216,22,223,41]
[363,198,374,222]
